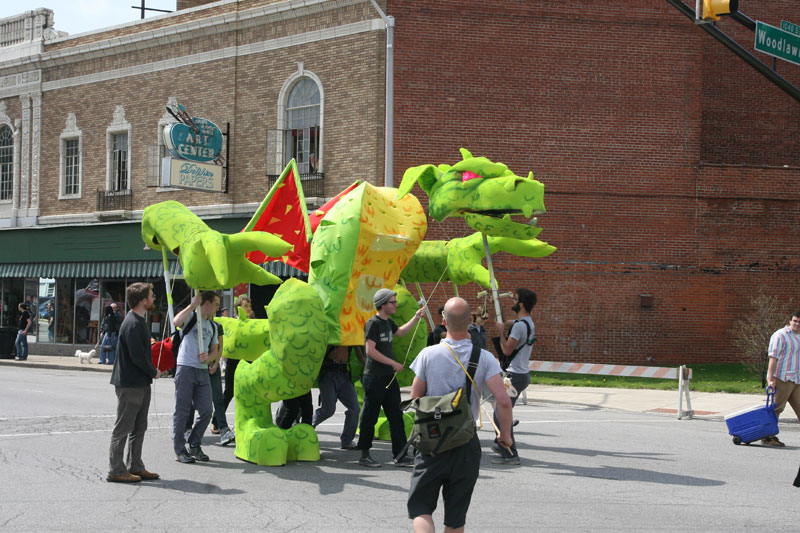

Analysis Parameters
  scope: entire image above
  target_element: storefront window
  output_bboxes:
[75,278,105,344]
[38,278,56,343]
[56,279,74,343]
[0,278,24,328]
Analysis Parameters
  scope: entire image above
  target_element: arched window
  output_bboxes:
[0,125,12,200]
[285,77,321,174]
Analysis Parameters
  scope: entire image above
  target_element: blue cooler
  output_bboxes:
[724,387,779,445]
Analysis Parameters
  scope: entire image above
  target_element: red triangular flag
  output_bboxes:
[243,160,312,270]
[243,160,361,273]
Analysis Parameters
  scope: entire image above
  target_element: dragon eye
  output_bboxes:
[462,171,482,182]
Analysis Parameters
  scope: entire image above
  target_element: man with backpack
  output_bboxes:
[407,297,512,532]
[172,291,220,464]
[491,288,537,465]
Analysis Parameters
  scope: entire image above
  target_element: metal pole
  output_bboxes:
[481,233,502,324]
[369,0,395,187]
[415,281,435,330]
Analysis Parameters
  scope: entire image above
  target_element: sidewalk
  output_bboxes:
[0,354,782,422]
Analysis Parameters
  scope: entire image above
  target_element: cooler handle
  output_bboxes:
[766,386,775,409]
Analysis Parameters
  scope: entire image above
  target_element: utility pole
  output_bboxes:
[131,0,173,20]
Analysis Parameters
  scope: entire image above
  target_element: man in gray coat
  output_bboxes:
[107,282,161,483]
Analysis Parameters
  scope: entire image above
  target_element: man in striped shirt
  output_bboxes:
[763,312,800,447]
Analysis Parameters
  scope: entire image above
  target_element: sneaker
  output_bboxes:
[176,449,196,463]
[219,429,235,447]
[761,436,785,447]
[107,472,142,483]
[490,443,504,455]
[340,441,359,450]
[188,446,209,461]
[210,425,220,435]
[393,455,415,467]
[513,419,520,427]
[358,455,382,468]
[491,456,521,465]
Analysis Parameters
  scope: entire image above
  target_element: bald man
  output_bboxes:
[407,297,512,533]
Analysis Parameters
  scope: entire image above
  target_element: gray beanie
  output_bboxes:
[373,288,396,308]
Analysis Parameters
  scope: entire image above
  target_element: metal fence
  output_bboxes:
[266,172,325,198]
[96,188,133,211]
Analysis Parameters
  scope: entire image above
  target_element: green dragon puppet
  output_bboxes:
[141,149,555,465]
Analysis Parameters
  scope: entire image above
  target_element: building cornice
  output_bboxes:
[0,0,368,75]
[40,19,381,92]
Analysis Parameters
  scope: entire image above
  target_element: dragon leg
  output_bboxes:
[233,279,328,466]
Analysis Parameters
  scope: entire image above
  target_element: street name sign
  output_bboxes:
[755,21,800,66]
[781,20,800,37]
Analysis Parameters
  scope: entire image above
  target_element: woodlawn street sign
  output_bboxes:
[162,157,224,192]
[755,20,800,67]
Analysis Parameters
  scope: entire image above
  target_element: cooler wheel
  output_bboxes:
[732,436,742,445]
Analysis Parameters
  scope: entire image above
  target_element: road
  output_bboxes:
[1,366,799,531]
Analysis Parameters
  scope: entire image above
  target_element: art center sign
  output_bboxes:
[164,117,223,163]
[160,103,225,192]
[162,157,224,192]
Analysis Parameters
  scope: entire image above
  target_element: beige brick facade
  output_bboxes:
[0,0,388,225]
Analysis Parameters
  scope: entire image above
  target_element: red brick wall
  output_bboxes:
[389,0,800,364]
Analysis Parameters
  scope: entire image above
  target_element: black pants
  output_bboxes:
[357,373,407,458]
[275,391,313,429]
[222,358,239,411]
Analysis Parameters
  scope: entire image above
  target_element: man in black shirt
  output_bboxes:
[14,302,31,361]
[357,288,425,468]
[107,282,162,483]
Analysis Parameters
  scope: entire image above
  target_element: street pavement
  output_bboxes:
[2,360,800,531]
[0,354,786,421]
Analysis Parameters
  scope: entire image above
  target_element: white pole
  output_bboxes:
[482,233,502,324]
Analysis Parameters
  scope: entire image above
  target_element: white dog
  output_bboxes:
[75,348,96,364]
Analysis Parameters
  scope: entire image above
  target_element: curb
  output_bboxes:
[0,359,112,373]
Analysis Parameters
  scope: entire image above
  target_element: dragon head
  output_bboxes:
[396,148,546,240]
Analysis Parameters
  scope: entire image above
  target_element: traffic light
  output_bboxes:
[702,0,738,21]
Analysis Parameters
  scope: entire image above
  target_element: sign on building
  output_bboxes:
[161,102,226,191]
[162,157,225,192]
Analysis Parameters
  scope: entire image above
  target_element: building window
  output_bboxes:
[285,77,321,174]
[59,113,82,199]
[106,105,131,193]
[111,133,128,191]
[0,125,12,200]
[64,139,80,195]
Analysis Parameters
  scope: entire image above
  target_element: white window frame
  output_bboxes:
[106,105,131,194]
[58,113,82,199]
[276,63,324,174]
[0,123,13,203]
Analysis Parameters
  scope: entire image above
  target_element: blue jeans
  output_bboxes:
[173,365,212,455]
[100,332,119,364]
[15,330,28,360]
[493,371,530,458]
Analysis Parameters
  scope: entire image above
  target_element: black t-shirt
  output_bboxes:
[18,310,31,331]
[363,315,398,377]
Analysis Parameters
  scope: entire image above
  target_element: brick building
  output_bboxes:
[0,0,797,364]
